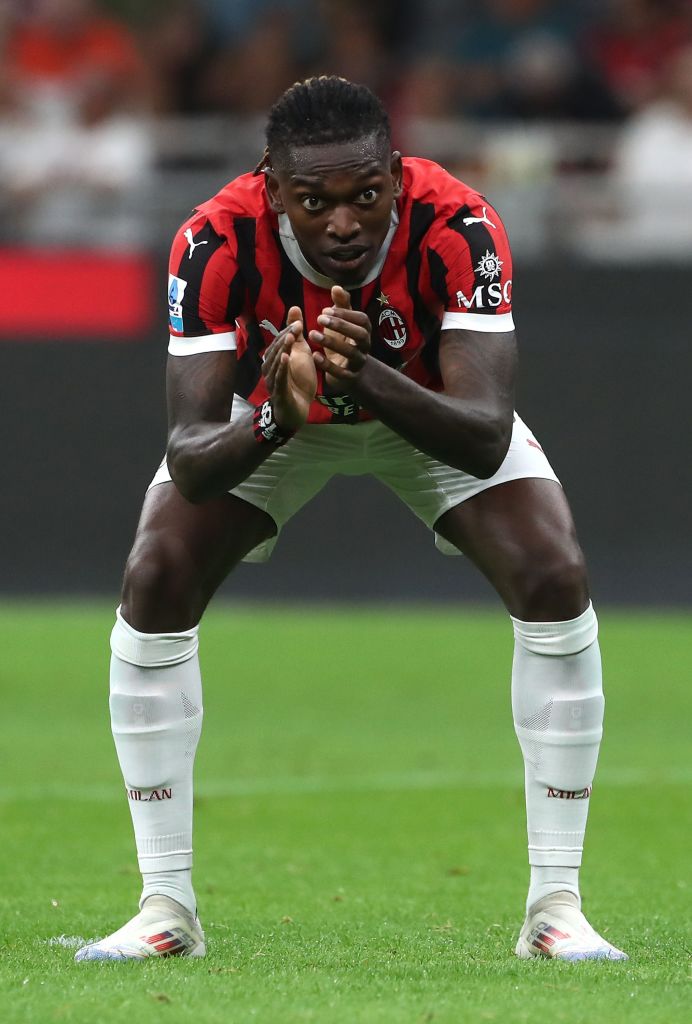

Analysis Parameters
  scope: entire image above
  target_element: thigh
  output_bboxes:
[121,482,276,632]
[435,478,590,620]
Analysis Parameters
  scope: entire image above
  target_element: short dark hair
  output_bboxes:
[264,76,391,171]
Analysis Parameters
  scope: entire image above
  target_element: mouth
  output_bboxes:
[321,246,371,276]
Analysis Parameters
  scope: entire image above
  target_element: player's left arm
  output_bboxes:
[312,292,516,479]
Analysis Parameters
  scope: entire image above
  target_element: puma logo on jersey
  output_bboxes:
[184,228,209,259]
[462,206,496,229]
[259,319,280,337]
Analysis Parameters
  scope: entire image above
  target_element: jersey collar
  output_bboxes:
[277,204,399,291]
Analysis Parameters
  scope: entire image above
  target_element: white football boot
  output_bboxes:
[515,891,628,962]
[74,895,206,962]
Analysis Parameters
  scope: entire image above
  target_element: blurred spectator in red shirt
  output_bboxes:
[588,0,691,112]
[5,0,149,122]
[0,0,153,246]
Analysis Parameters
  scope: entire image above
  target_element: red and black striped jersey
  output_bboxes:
[167,157,514,424]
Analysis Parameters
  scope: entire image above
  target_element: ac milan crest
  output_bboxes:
[378,306,407,350]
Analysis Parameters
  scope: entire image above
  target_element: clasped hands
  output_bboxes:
[261,285,371,432]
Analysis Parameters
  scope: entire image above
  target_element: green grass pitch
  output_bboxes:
[1,603,690,1023]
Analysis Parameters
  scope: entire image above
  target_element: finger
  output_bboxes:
[262,333,283,371]
[272,350,289,394]
[282,319,303,341]
[331,285,351,310]
[262,331,293,382]
[284,310,305,347]
[265,324,300,365]
[264,342,288,389]
[270,320,302,349]
[309,329,343,348]
[263,351,277,389]
[318,308,370,327]
[266,323,297,358]
[262,339,277,378]
[309,328,355,349]
[286,306,303,329]
[266,345,290,395]
[322,336,358,357]
[316,315,369,347]
[313,350,353,379]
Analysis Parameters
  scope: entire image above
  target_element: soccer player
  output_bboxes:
[76,77,627,963]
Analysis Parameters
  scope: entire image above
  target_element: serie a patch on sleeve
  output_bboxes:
[168,274,188,333]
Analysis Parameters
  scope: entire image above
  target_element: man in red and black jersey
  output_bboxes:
[76,78,627,964]
[166,135,513,427]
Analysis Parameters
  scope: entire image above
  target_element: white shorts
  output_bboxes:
[149,397,559,562]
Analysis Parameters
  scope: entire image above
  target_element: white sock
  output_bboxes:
[511,602,604,913]
[109,608,203,916]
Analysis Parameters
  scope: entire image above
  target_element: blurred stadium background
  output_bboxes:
[1,0,690,604]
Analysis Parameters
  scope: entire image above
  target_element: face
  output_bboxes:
[265,135,403,286]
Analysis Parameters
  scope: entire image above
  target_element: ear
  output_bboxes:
[390,151,403,197]
[264,169,285,214]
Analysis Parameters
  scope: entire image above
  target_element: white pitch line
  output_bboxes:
[0,767,689,804]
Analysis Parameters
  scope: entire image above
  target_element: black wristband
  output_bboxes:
[252,400,295,446]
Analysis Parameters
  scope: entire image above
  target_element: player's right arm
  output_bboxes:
[167,315,314,503]
[164,217,315,503]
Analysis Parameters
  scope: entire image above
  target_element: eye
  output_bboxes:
[301,195,326,212]
[357,188,379,205]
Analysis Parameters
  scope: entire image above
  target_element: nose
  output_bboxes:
[326,205,360,242]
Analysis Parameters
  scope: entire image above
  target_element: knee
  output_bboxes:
[121,531,202,631]
[510,544,590,622]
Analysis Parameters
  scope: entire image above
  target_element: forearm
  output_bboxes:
[165,322,314,503]
[351,358,512,478]
[167,412,272,503]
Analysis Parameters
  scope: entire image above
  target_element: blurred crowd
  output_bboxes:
[2,0,692,254]
[4,0,690,121]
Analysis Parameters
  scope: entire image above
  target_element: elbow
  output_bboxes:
[472,459,504,480]
[466,415,513,479]
[166,438,205,504]
[169,463,204,505]
[174,477,207,505]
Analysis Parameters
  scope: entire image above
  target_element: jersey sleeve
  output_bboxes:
[167,214,244,356]
[427,198,515,333]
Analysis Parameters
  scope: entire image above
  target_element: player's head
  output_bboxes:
[261,76,402,286]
